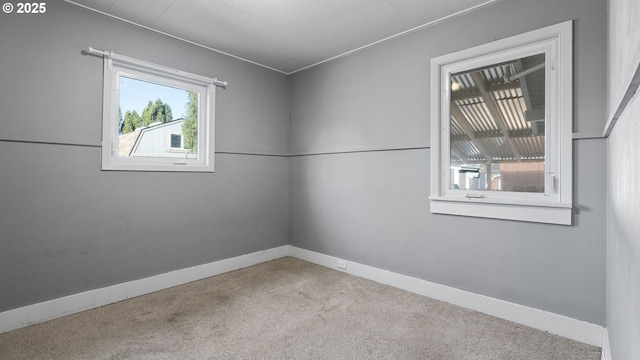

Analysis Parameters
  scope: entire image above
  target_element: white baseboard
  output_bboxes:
[288,246,604,347]
[0,246,289,334]
[601,328,612,360]
[0,244,604,349]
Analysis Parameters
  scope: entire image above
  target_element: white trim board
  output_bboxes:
[288,246,604,347]
[0,246,288,334]
[601,328,612,360]
[603,60,640,138]
[0,244,603,350]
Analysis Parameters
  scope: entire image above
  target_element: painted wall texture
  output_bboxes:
[289,0,607,325]
[606,1,640,359]
[607,94,640,360]
[0,0,614,338]
[606,0,640,121]
[0,1,290,312]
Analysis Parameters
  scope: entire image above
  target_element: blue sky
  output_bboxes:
[119,76,189,120]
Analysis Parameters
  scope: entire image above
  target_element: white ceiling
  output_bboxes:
[67,0,496,74]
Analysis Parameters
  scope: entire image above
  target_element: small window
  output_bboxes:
[170,134,183,149]
[429,21,573,225]
[98,49,217,172]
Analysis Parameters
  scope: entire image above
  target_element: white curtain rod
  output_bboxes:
[87,47,228,89]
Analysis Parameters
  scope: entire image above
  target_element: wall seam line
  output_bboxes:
[290,146,430,157]
[0,138,101,148]
[0,139,290,158]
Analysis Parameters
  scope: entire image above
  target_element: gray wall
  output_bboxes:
[289,0,607,325]
[606,1,640,359]
[0,0,612,333]
[0,1,289,312]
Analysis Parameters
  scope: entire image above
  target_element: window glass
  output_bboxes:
[118,76,197,158]
[449,53,546,193]
[170,134,182,149]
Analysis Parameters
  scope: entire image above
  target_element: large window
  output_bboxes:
[429,21,573,225]
[97,49,217,172]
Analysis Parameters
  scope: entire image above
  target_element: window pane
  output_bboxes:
[118,76,198,159]
[449,53,545,193]
[170,134,182,148]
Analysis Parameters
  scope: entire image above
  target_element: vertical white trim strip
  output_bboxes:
[603,61,640,138]
[601,328,612,360]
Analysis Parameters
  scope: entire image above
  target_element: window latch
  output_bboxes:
[548,173,558,193]
[465,193,484,199]
[173,151,189,165]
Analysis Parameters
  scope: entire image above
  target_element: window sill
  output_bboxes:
[102,160,213,173]
[429,197,572,225]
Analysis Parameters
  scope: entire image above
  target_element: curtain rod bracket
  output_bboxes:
[213,78,227,89]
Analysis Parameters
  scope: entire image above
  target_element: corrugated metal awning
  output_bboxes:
[449,53,545,164]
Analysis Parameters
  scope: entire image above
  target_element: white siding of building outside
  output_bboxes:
[131,120,197,159]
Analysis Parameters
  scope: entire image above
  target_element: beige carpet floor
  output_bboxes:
[0,257,601,359]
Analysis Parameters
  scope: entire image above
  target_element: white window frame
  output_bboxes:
[429,21,573,225]
[100,50,216,172]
